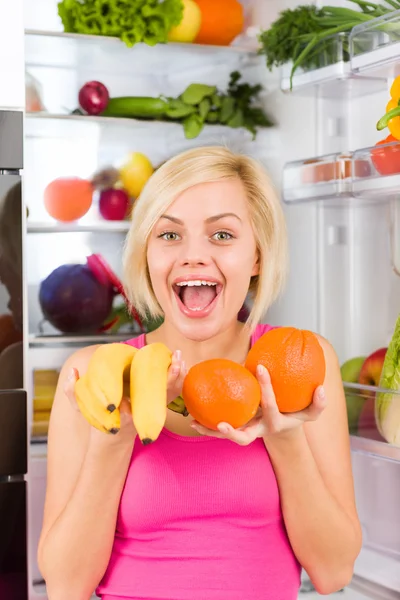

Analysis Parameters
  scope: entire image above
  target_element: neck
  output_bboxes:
[147,320,252,368]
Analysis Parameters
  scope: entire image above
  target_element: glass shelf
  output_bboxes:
[282,143,400,204]
[24,29,258,75]
[27,219,131,233]
[24,112,256,146]
[28,332,134,346]
[280,32,385,99]
[344,382,400,461]
[282,152,366,203]
[350,10,400,79]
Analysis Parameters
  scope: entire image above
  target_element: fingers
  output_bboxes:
[256,364,281,427]
[298,386,327,421]
[191,418,263,446]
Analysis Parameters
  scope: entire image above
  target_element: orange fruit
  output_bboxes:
[194,0,244,46]
[182,358,260,430]
[245,327,326,413]
[44,177,93,222]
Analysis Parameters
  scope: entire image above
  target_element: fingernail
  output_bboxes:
[257,364,266,376]
[174,350,182,361]
[68,369,75,381]
[218,424,229,434]
[318,387,326,400]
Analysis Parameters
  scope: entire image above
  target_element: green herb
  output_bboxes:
[93,71,273,139]
[58,0,184,47]
[258,0,400,87]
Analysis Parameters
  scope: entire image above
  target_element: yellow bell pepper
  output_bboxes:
[376,75,400,140]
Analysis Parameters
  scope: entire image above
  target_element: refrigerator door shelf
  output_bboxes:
[350,10,400,80]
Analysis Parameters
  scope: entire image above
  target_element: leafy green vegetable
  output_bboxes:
[376,313,400,444]
[258,0,400,87]
[58,0,184,47]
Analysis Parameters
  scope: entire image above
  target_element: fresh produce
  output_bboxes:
[99,188,130,220]
[39,259,115,334]
[245,327,326,413]
[99,71,272,139]
[376,314,400,445]
[57,0,184,47]
[341,356,366,433]
[78,81,109,115]
[258,1,399,88]
[182,358,261,430]
[371,134,400,175]
[301,156,371,184]
[168,0,201,42]
[358,347,387,388]
[358,397,385,441]
[119,152,155,199]
[44,177,93,222]
[377,75,400,139]
[75,343,137,434]
[86,253,144,332]
[130,342,172,444]
[168,395,188,416]
[194,0,244,46]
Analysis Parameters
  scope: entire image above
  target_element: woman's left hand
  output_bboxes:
[190,364,327,445]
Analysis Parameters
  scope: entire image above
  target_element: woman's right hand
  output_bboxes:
[63,368,136,450]
[63,349,187,448]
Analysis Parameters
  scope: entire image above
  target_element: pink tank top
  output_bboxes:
[96,324,301,600]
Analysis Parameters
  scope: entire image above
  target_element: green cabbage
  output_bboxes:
[58,0,184,47]
[376,313,400,446]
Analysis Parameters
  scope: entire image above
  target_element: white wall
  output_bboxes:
[0,0,25,109]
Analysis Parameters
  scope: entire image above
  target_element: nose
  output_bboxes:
[178,236,211,268]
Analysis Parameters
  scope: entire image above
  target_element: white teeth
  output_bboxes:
[176,280,217,287]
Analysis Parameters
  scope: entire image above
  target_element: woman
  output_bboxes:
[38,146,362,600]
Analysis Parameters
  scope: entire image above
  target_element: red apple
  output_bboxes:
[358,347,387,386]
[99,188,130,221]
[78,81,109,116]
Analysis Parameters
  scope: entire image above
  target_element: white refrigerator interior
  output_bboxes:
[20,0,400,598]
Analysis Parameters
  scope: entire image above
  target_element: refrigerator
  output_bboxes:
[0,110,28,599]
[15,0,400,598]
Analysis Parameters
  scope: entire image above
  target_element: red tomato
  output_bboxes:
[371,134,400,175]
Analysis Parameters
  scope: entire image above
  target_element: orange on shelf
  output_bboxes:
[44,177,93,222]
[245,327,326,413]
[194,0,244,46]
[182,358,260,430]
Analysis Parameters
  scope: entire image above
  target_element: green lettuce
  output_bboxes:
[58,0,184,47]
[376,312,400,445]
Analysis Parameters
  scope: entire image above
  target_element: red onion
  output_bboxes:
[78,81,109,115]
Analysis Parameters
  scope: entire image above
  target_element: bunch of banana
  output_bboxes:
[75,344,137,435]
[74,341,188,445]
[168,395,189,417]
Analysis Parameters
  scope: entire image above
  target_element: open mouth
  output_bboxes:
[173,278,223,318]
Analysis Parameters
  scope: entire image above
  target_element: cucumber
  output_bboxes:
[101,97,168,119]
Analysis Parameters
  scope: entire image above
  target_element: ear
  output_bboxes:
[251,252,260,277]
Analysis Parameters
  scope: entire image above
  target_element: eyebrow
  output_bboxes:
[159,212,242,225]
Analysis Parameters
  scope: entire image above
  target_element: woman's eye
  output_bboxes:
[213,231,233,241]
[160,231,179,241]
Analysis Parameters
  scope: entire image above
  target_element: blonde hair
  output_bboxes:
[123,146,288,331]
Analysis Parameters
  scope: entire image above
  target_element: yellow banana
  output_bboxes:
[85,343,137,412]
[130,342,172,445]
[75,374,120,434]
[168,395,189,417]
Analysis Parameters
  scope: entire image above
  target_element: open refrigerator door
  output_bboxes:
[22,0,400,598]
